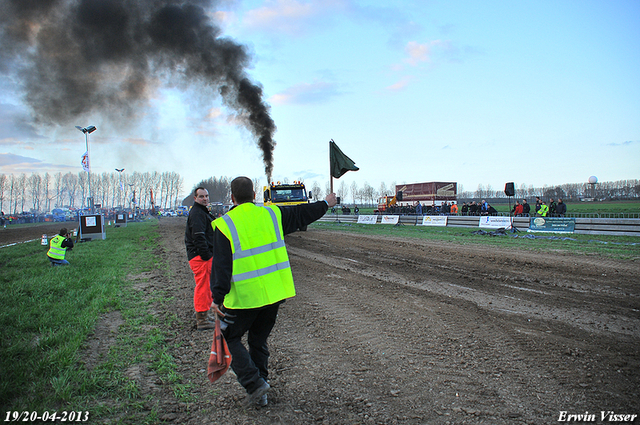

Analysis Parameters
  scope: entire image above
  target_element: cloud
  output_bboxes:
[385,76,413,92]
[0,152,41,167]
[243,0,333,36]
[606,140,637,147]
[291,169,324,180]
[0,152,77,174]
[270,80,341,105]
[404,40,444,66]
[0,104,44,140]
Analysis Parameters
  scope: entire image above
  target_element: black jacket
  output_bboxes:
[211,201,328,305]
[185,202,214,261]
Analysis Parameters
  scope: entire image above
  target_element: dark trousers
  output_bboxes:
[222,302,280,394]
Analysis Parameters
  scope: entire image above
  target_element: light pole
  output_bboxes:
[76,125,97,212]
[115,168,124,208]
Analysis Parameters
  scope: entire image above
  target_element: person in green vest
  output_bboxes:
[211,176,337,408]
[47,228,74,266]
[537,201,549,217]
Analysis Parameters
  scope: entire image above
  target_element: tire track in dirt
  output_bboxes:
[280,243,566,423]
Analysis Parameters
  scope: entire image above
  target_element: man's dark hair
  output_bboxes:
[231,177,254,204]
[193,187,207,197]
[59,228,68,236]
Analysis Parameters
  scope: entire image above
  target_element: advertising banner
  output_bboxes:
[381,215,400,225]
[357,215,378,224]
[479,216,512,229]
[528,217,575,233]
[421,216,448,226]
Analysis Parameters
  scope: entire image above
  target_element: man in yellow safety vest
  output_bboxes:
[211,176,337,408]
[47,228,74,266]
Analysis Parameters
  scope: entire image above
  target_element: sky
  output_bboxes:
[1,0,639,200]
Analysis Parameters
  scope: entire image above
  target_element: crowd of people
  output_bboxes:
[331,197,568,217]
[510,197,567,217]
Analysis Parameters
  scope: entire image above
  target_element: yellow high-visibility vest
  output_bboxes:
[47,235,66,260]
[213,203,295,309]
[538,204,549,216]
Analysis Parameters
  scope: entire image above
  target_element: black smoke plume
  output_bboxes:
[0,0,276,180]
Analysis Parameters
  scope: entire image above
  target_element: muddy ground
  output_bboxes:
[4,219,639,424]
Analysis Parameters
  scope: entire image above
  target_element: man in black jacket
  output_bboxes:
[211,176,337,407]
[185,187,215,330]
[522,199,531,216]
[556,198,567,217]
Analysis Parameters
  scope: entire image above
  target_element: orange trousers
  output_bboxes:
[189,256,213,312]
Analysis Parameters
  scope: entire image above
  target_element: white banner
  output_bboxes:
[357,215,378,224]
[479,216,512,229]
[421,215,447,226]
[81,151,90,172]
[381,215,399,225]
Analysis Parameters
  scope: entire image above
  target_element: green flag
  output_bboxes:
[330,139,359,179]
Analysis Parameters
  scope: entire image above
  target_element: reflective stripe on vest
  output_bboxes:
[215,203,295,309]
[48,235,66,260]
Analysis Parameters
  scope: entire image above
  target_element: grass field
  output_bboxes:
[0,221,188,423]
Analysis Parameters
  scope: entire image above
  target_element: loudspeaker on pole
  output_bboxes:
[504,182,515,197]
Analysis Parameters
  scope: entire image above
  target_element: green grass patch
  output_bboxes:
[0,220,191,423]
[309,221,640,259]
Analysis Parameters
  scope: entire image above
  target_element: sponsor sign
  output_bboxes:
[357,215,378,224]
[421,216,447,226]
[528,217,575,233]
[381,215,400,225]
[479,216,512,229]
[85,216,97,227]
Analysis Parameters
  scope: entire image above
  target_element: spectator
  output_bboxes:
[512,200,523,217]
[535,197,542,214]
[1,212,5,229]
[556,198,567,217]
[522,199,531,216]
[487,204,498,216]
[415,202,422,215]
[549,198,557,216]
[450,202,458,215]
[461,202,469,216]
[537,201,549,217]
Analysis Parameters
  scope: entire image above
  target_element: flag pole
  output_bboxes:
[329,140,334,193]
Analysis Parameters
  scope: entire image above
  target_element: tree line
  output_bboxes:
[458,179,640,203]
[187,177,640,208]
[0,171,183,214]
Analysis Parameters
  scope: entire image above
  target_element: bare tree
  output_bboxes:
[27,174,42,211]
[337,180,347,202]
[62,173,78,208]
[378,181,388,199]
[18,174,27,212]
[8,175,18,214]
[311,181,322,201]
[0,174,6,213]
[350,181,359,204]
[77,172,88,207]
[362,181,375,206]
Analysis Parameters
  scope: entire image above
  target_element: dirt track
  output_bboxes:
[5,219,639,424]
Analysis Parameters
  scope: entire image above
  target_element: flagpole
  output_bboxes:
[329,140,333,194]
